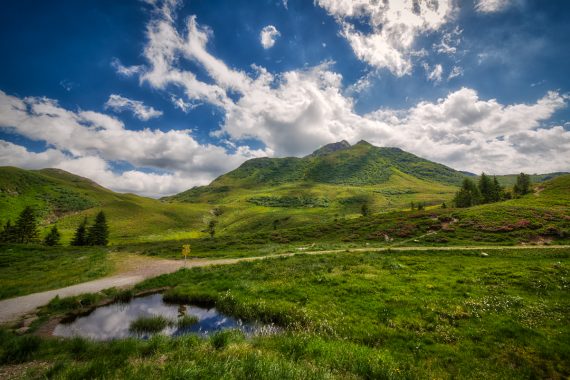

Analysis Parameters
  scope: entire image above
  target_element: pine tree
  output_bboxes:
[453,178,481,208]
[361,203,370,217]
[491,176,503,202]
[71,218,89,246]
[478,173,493,204]
[207,220,217,239]
[0,220,17,243]
[14,206,39,243]
[87,211,109,246]
[514,173,531,196]
[44,225,61,246]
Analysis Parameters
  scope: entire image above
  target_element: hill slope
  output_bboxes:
[165,141,465,233]
[0,167,210,244]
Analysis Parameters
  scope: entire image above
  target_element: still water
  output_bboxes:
[53,293,276,340]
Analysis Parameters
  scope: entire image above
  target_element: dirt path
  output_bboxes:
[1,245,569,324]
[0,255,253,325]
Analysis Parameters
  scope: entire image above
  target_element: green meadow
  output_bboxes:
[2,248,568,379]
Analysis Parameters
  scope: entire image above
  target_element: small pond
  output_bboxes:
[53,293,277,341]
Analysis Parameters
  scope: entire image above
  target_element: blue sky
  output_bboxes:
[0,0,569,197]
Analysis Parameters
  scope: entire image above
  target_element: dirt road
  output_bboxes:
[1,245,568,324]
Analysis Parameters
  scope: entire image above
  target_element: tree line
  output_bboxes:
[0,206,109,246]
[453,172,531,208]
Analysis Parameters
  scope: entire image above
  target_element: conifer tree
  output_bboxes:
[44,225,61,246]
[71,218,89,246]
[0,220,17,243]
[453,178,481,208]
[14,206,39,243]
[491,176,503,202]
[513,173,531,196]
[478,173,493,204]
[87,211,109,246]
[361,203,370,217]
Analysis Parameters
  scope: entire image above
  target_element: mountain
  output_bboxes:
[173,140,465,196]
[165,141,466,233]
[0,167,209,244]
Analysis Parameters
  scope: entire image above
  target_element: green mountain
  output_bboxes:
[170,140,465,200]
[0,167,209,244]
[165,141,466,233]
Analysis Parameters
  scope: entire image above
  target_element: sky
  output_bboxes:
[0,0,569,197]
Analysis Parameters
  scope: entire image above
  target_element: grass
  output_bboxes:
[0,244,112,300]
[6,248,568,379]
[177,315,199,328]
[129,316,172,334]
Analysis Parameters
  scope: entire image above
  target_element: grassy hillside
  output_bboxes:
[164,141,465,234]
[0,167,210,244]
[126,174,570,260]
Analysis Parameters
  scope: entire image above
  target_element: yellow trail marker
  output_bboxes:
[182,244,191,264]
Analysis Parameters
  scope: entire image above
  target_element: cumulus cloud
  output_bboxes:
[0,89,268,197]
[104,94,163,121]
[112,1,570,174]
[315,0,454,76]
[260,25,280,49]
[3,0,569,198]
[475,0,511,13]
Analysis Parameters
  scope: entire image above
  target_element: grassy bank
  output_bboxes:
[0,245,112,300]
[3,248,568,379]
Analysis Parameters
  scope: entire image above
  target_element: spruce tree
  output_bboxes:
[478,173,493,204]
[0,220,17,243]
[44,225,61,246]
[491,176,503,202]
[71,218,89,246]
[87,211,109,246]
[14,206,39,243]
[453,178,481,208]
[514,173,531,196]
[361,203,370,217]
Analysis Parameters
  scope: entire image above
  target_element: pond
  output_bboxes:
[53,293,278,340]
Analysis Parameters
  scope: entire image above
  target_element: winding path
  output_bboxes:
[1,245,568,324]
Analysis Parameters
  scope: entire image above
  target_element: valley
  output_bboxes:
[1,141,569,379]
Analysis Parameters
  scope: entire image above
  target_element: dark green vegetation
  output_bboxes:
[3,248,569,379]
[0,245,111,300]
[129,315,172,334]
[85,211,109,246]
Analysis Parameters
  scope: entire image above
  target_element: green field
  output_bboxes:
[0,245,112,300]
[2,248,568,379]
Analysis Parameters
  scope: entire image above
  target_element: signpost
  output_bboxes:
[182,244,191,265]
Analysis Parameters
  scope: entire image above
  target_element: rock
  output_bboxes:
[480,252,489,257]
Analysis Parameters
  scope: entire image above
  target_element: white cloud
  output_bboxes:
[3,0,569,198]
[260,25,281,49]
[0,89,269,197]
[448,65,463,80]
[475,0,511,13]
[315,0,455,76]
[125,2,570,175]
[424,63,443,83]
[111,58,144,77]
[433,26,462,55]
[104,94,163,121]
